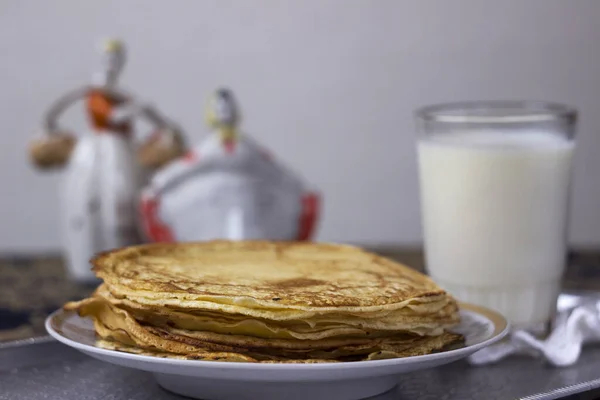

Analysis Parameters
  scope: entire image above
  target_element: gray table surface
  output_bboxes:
[1,338,600,400]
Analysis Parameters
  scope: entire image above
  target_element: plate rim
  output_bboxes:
[45,302,509,371]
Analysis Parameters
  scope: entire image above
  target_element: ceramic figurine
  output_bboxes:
[140,88,321,242]
[29,39,186,282]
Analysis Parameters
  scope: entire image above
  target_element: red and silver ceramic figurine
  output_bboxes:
[140,88,321,242]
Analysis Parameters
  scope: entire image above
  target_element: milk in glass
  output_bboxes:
[418,130,574,327]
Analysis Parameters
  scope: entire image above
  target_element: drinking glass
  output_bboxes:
[416,101,577,329]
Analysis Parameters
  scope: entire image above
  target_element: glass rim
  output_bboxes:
[415,100,577,124]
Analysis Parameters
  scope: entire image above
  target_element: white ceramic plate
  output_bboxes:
[46,303,508,400]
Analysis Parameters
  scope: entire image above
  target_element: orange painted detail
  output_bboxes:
[86,89,132,135]
[183,150,198,163]
[297,192,320,240]
[223,138,236,154]
[140,195,175,242]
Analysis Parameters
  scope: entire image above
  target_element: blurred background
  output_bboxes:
[3,0,600,252]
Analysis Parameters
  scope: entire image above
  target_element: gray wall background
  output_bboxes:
[2,0,600,252]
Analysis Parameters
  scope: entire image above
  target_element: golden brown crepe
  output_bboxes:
[65,240,463,362]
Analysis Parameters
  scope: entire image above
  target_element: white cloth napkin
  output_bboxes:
[468,296,600,367]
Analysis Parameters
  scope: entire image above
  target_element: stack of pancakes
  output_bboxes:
[65,241,462,363]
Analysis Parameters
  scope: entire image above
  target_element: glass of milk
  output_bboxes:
[416,101,577,330]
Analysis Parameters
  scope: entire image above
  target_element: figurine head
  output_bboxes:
[93,38,127,88]
[205,88,240,130]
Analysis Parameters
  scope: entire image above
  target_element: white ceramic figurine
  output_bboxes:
[29,39,185,282]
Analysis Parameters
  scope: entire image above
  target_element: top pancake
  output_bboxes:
[93,241,446,311]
